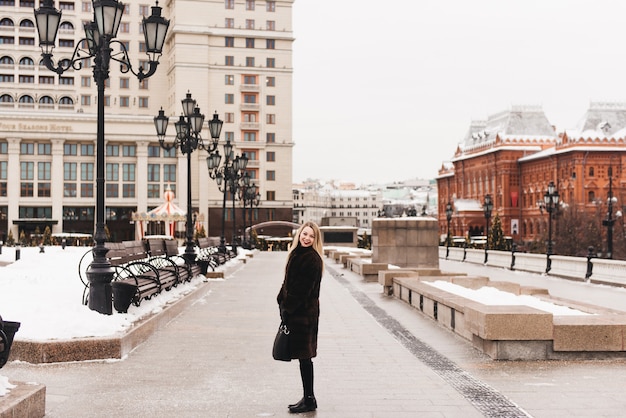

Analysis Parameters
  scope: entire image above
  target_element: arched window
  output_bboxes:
[19,95,34,103]
[59,96,74,105]
[39,96,54,104]
[59,21,74,31]
[589,167,595,177]
[0,94,14,103]
[0,18,14,27]
[19,19,34,28]
[588,191,595,202]
[0,56,14,65]
[19,57,34,66]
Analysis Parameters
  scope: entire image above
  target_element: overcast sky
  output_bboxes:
[291,0,626,184]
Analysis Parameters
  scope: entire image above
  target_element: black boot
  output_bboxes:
[288,397,304,408]
[288,395,317,413]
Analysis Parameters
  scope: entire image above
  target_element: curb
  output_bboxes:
[9,273,220,364]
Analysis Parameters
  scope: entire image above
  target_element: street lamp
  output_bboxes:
[206,140,248,253]
[483,194,493,264]
[34,0,169,314]
[240,177,260,249]
[154,93,223,264]
[602,167,617,259]
[543,181,559,273]
[445,202,453,259]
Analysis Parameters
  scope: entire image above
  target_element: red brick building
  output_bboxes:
[437,103,625,249]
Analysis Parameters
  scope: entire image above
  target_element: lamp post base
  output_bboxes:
[86,267,114,315]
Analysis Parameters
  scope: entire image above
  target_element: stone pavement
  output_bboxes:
[4,252,626,417]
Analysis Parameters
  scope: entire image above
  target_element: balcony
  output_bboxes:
[240,84,259,92]
[240,103,259,111]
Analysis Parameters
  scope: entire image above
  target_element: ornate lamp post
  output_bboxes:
[483,194,493,264]
[445,202,453,259]
[154,93,223,264]
[240,177,259,249]
[543,181,559,273]
[206,141,248,253]
[34,0,169,314]
[602,167,617,259]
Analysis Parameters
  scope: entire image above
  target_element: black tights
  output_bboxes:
[298,359,314,397]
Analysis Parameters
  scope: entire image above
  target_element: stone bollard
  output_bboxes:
[39,243,45,253]
[15,246,20,261]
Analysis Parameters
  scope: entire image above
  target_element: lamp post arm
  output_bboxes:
[40,41,93,75]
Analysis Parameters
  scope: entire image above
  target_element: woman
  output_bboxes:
[276,221,324,413]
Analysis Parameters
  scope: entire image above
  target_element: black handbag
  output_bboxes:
[272,323,291,361]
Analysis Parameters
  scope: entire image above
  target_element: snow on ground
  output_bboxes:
[424,280,592,316]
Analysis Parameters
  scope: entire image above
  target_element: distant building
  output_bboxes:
[437,103,626,251]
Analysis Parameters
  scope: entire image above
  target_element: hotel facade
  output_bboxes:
[0,0,294,243]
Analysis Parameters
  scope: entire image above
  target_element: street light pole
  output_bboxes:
[603,167,616,259]
[544,181,559,273]
[445,202,453,259]
[206,142,248,253]
[153,93,223,264]
[34,0,169,314]
[483,194,493,264]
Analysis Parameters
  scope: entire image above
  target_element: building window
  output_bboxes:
[59,76,74,85]
[106,163,119,181]
[225,18,234,28]
[21,143,34,154]
[119,96,129,107]
[122,145,136,157]
[164,164,176,182]
[266,133,275,143]
[38,183,51,198]
[20,182,33,197]
[39,76,55,84]
[266,39,275,49]
[139,79,148,89]
[225,93,234,104]
[64,162,77,180]
[246,57,255,67]
[147,164,160,181]
[225,36,234,47]
[266,58,275,68]
[266,170,275,181]
[122,163,135,181]
[81,183,93,198]
[243,132,256,142]
[225,74,234,85]
[81,144,94,156]
[266,20,275,31]
[120,78,129,88]
[225,113,235,123]
[266,95,275,105]
[81,95,91,106]
[123,183,135,198]
[148,145,160,157]
[106,144,119,156]
[38,162,51,180]
[243,94,257,104]
[246,19,255,29]
[266,191,275,201]
[138,97,149,108]
[106,184,118,198]
[246,0,254,10]
[38,143,51,155]
[64,183,77,197]
[244,75,257,84]
[147,184,159,198]
[225,0,234,9]
[224,132,234,141]
[225,55,234,66]
[266,151,275,162]
[266,114,275,124]
[267,1,275,12]
[58,39,73,47]
[246,38,255,48]
[19,75,34,83]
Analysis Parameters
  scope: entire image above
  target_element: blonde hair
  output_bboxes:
[287,221,324,268]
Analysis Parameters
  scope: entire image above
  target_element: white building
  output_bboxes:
[0,0,294,243]
[293,184,382,229]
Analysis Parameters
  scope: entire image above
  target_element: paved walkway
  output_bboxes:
[4,252,626,417]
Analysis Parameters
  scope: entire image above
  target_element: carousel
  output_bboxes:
[132,186,188,240]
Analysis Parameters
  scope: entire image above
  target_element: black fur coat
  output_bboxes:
[276,245,323,359]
